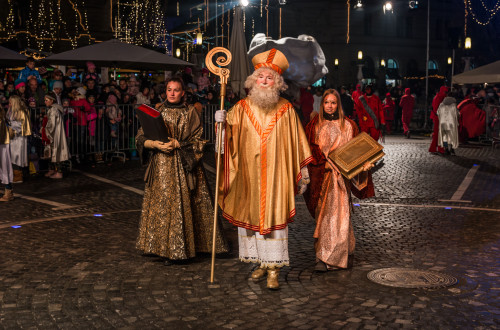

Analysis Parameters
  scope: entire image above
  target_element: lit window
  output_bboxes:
[387,59,398,69]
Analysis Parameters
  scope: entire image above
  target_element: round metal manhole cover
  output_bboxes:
[367,268,458,288]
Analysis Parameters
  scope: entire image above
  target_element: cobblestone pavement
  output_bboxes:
[0,135,499,329]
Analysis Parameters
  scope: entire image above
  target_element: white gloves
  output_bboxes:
[144,138,179,153]
[215,110,227,123]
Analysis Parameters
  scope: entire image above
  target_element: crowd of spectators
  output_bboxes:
[292,82,499,141]
[1,57,498,182]
[0,58,245,180]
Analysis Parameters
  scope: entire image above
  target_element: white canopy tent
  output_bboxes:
[452,60,500,84]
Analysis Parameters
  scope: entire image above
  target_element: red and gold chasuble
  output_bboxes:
[218,97,312,235]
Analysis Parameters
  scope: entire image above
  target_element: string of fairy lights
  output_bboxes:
[466,0,500,26]
[479,0,500,13]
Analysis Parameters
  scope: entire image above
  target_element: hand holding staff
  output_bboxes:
[205,47,232,283]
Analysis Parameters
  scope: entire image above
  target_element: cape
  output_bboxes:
[218,97,312,234]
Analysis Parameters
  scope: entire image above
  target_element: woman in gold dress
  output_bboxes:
[304,89,374,271]
[135,78,228,265]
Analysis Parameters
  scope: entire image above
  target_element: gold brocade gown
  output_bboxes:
[135,102,228,260]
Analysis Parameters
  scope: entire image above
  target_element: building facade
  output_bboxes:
[279,0,468,91]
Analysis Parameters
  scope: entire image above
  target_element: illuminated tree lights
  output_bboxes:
[0,0,93,52]
[113,0,166,48]
[0,0,169,53]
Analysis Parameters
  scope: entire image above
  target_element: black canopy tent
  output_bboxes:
[43,39,194,70]
[0,46,27,67]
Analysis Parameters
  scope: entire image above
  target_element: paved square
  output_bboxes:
[0,135,499,328]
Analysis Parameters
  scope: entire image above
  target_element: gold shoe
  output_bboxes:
[266,267,280,290]
[251,266,267,279]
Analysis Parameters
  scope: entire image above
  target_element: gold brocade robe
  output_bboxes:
[219,98,312,235]
[136,103,228,260]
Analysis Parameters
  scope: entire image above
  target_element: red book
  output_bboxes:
[136,104,171,142]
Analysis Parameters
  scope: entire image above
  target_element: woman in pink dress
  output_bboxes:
[304,89,374,271]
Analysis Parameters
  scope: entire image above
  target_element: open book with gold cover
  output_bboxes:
[328,132,385,180]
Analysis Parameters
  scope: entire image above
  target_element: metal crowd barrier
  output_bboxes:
[201,104,217,145]
[27,103,219,165]
[481,104,500,143]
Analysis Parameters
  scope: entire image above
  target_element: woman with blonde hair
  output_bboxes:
[6,95,31,183]
[304,89,374,271]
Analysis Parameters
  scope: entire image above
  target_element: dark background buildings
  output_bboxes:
[1,0,499,89]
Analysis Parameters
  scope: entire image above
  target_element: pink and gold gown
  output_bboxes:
[304,116,374,269]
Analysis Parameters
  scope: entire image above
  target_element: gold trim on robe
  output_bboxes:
[218,97,312,235]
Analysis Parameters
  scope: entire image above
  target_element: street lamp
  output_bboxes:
[240,0,249,6]
[380,59,386,68]
[357,51,364,84]
[383,1,393,14]
[334,58,339,87]
[447,55,456,88]
[176,48,181,57]
[465,37,471,49]
[355,0,363,8]
[463,37,472,72]
[196,32,203,45]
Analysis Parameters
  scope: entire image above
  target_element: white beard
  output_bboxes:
[248,85,280,110]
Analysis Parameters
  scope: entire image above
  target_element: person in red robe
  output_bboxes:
[304,89,375,271]
[354,84,385,141]
[458,97,486,143]
[383,93,395,135]
[299,86,314,128]
[351,84,362,102]
[429,86,448,154]
[400,88,415,138]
